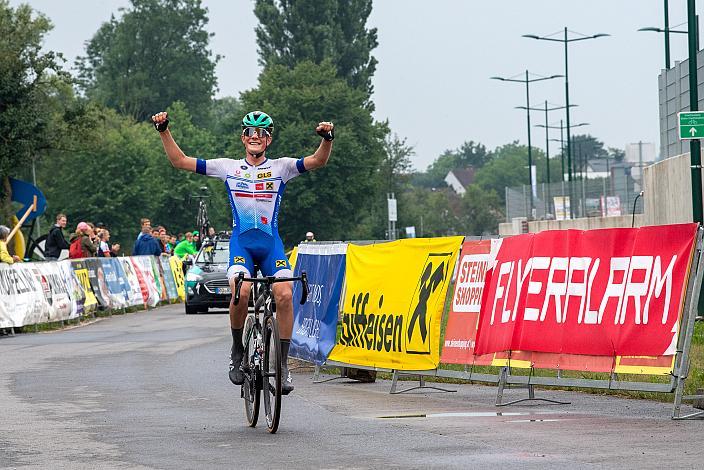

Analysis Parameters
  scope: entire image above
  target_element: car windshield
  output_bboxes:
[196,241,230,265]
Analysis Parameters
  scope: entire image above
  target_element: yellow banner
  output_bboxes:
[169,256,185,301]
[73,268,98,310]
[328,237,463,370]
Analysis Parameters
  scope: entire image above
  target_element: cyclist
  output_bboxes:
[152,110,333,394]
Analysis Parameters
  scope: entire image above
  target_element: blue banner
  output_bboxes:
[100,258,129,308]
[290,243,347,365]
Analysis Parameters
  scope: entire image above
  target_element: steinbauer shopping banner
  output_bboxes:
[441,239,496,365]
[328,237,463,370]
[290,243,347,365]
[474,224,698,357]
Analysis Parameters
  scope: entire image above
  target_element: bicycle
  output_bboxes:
[190,186,210,248]
[233,271,308,434]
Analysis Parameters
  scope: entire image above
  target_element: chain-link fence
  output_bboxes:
[505,175,644,222]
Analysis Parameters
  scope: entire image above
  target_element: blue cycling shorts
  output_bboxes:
[227,230,292,280]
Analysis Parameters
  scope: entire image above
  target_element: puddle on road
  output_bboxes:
[378,411,558,419]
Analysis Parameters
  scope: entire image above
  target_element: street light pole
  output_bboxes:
[523,29,609,218]
[665,0,671,69]
[491,72,562,220]
[688,0,703,224]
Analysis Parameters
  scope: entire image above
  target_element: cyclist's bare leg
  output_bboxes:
[229,279,251,329]
[272,281,293,339]
[228,278,250,385]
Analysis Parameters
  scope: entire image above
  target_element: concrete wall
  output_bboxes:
[498,214,644,236]
[642,152,700,226]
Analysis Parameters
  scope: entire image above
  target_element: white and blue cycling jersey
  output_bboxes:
[196,156,306,236]
[195,156,306,278]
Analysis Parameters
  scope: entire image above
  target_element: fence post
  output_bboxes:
[505,186,509,223]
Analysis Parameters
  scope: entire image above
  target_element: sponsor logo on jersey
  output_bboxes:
[257,171,272,179]
[244,173,251,178]
[258,166,271,170]
[275,260,287,268]
[240,165,248,170]
[233,256,246,264]
[261,216,268,225]
[266,182,274,190]
[255,183,264,190]
[234,170,241,176]
[255,194,273,199]
[236,181,248,189]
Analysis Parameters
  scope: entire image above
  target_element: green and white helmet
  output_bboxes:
[242,111,273,130]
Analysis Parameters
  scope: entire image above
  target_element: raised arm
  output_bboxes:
[152,112,197,173]
[302,121,334,170]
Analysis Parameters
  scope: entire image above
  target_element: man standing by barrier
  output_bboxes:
[152,110,333,394]
[45,213,69,261]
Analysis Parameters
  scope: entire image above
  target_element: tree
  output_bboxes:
[254,0,378,98]
[240,60,387,245]
[425,141,489,185]
[0,1,71,219]
[37,105,162,247]
[77,0,219,124]
[457,186,502,235]
[381,133,414,194]
[474,142,533,203]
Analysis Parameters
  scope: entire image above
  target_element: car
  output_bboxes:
[184,236,232,314]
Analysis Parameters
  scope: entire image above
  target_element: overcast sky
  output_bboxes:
[9,0,699,169]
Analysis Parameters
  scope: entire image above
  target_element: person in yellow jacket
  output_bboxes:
[0,225,21,264]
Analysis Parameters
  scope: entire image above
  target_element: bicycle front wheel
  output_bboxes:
[242,322,260,427]
[262,315,282,434]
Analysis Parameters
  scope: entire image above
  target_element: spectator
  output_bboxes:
[174,231,198,259]
[207,226,216,239]
[137,218,151,241]
[192,231,200,249]
[97,229,113,257]
[304,231,316,242]
[132,223,162,256]
[44,213,69,260]
[0,225,21,264]
[110,241,122,257]
[69,222,97,259]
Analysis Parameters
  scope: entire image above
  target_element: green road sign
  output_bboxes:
[679,111,704,140]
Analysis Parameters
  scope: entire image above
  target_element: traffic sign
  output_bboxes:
[678,111,704,140]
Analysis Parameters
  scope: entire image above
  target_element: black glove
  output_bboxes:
[317,128,334,141]
[154,118,169,133]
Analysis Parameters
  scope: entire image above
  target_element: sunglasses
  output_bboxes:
[242,127,271,138]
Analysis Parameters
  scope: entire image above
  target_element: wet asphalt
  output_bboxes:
[0,304,702,469]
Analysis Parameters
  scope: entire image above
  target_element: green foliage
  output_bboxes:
[37,101,230,250]
[474,142,531,202]
[254,0,378,98]
[381,133,414,194]
[208,96,245,156]
[457,185,502,235]
[77,0,219,124]
[425,141,489,187]
[38,106,160,247]
[240,60,387,245]
[0,1,71,211]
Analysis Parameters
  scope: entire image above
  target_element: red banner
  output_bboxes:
[441,240,494,365]
[474,224,697,357]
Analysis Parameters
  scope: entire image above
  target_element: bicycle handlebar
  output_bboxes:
[233,272,309,306]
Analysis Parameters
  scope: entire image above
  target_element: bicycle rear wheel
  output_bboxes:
[262,315,282,433]
[242,323,260,427]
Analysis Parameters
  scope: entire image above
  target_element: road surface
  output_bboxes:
[1,304,701,469]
